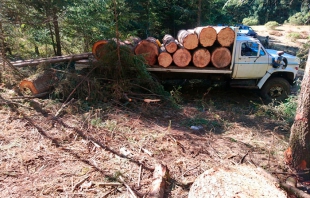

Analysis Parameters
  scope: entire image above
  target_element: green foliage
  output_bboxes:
[169,86,183,106]
[288,32,301,41]
[256,96,298,125]
[264,21,279,30]
[288,12,310,25]
[242,17,259,26]
[297,41,310,69]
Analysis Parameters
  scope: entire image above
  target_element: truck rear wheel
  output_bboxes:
[260,77,290,102]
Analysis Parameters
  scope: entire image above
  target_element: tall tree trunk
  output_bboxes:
[288,50,310,171]
[0,20,5,71]
[197,0,201,26]
[47,22,56,55]
[52,7,61,56]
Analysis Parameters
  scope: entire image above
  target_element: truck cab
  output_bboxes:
[231,36,299,101]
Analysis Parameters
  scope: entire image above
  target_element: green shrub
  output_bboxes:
[288,32,301,41]
[288,12,310,25]
[242,17,259,26]
[264,21,279,30]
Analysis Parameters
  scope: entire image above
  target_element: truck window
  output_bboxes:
[241,41,264,57]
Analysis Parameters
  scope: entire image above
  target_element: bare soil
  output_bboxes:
[0,25,309,198]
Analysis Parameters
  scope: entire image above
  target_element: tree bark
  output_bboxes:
[288,50,310,171]
[192,48,211,68]
[214,26,235,47]
[194,26,217,47]
[0,21,5,71]
[52,7,62,56]
[177,30,198,50]
[211,47,231,68]
[162,34,178,54]
[158,46,172,67]
[134,37,159,65]
[173,45,191,67]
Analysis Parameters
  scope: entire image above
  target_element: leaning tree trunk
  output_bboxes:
[288,50,310,171]
[52,8,62,56]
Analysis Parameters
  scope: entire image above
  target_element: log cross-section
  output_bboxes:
[162,34,178,54]
[214,26,235,47]
[173,45,192,67]
[177,30,199,50]
[194,26,217,47]
[134,37,159,66]
[211,47,232,68]
[158,46,173,67]
[192,48,211,68]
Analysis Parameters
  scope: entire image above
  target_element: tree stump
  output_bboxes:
[173,46,191,67]
[211,47,231,68]
[162,34,178,54]
[192,48,211,68]
[194,26,217,47]
[214,26,235,47]
[177,30,198,50]
[19,70,58,95]
[134,37,159,65]
[188,165,287,198]
[158,46,173,67]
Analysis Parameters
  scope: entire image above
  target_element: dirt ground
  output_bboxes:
[0,25,309,198]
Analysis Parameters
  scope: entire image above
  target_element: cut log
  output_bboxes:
[173,45,192,67]
[158,46,173,67]
[192,48,211,68]
[134,37,159,65]
[194,26,217,47]
[214,26,235,47]
[211,47,231,68]
[19,70,58,95]
[92,40,109,60]
[147,164,169,198]
[177,30,198,50]
[162,34,178,53]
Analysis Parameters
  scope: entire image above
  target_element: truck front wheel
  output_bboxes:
[260,77,290,102]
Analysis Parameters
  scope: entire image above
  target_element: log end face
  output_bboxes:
[158,52,173,67]
[217,27,235,47]
[193,49,211,68]
[211,47,231,68]
[199,27,217,47]
[183,34,199,50]
[173,49,192,67]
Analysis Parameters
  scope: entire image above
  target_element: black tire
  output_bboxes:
[260,77,290,102]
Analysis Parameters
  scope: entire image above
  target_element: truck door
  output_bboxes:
[232,41,269,79]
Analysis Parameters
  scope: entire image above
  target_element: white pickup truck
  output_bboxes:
[147,34,300,102]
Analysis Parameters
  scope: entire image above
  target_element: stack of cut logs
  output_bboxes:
[134,26,235,68]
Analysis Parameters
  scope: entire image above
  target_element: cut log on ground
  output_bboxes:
[162,34,178,53]
[192,48,211,68]
[134,37,159,66]
[194,26,217,47]
[158,46,173,67]
[188,165,287,198]
[173,46,192,67]
[147,164,169,198]
[19,70,58,95]
[214,26,235,47]
[92,40,109,60]
[177,30,198,50]
[211,47,231,68]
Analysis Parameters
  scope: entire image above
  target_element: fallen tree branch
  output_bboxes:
[257,167,310,198]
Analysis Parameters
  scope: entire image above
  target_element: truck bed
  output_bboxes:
[146,65,232,74]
